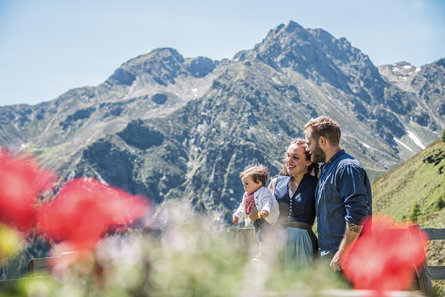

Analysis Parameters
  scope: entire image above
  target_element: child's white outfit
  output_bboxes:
[233,186,279,226]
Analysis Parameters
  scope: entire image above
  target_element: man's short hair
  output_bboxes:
[239,164,269,186]
[304,116,341,145]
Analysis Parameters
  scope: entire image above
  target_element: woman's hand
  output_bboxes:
[248,205,259,222]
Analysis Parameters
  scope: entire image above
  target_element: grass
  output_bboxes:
[372,138,445,295]
[373,139,445,226]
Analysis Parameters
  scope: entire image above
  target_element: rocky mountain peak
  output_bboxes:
[410,58,445,121]
[105,48,223,90]
[106,48,185,86]
[184,57,217,78]
[436,57,445,68]
[307,28,369,65]
[235,21,389,105]
[234,22,347,91]
[378,61,420,92]
[129,48,184,67]
[284,20,304,31]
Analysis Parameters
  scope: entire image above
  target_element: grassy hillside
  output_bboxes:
[372,137,445,295]
[373,138,445,226]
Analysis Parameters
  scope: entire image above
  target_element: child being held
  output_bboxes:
[233,164,279,242]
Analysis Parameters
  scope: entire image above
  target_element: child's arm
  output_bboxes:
[233,193,247,224]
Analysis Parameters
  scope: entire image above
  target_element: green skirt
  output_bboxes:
[280,222,318,271]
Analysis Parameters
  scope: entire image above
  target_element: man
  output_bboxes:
[304,116,372,271]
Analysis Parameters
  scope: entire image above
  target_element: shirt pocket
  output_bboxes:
[322,173,341,199]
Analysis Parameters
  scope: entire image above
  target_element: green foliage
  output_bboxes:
[442,127,445,142]
[1,235,51,280]
[434,196,445,211]
[409,202,421,222]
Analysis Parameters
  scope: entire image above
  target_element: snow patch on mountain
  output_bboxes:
[408,131,425,149]
[394,138,413,152]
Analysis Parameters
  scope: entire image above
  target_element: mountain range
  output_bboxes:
[1,20,444,220]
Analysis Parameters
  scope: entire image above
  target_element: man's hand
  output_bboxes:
[331,222,363,271]
[248,205,259,222]
[330,251,342,271]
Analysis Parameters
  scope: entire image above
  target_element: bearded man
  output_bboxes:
[304,116,372,272]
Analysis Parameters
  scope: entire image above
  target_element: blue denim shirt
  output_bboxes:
[315,149,372,256]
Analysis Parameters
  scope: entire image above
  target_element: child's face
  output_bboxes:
[242,175,262,194]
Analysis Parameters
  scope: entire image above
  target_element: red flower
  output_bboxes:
[0,150,56,231]
[37,178,149,251]
[341,215,427,295]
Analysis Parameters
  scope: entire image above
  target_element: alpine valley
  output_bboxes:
[1,20,444,222]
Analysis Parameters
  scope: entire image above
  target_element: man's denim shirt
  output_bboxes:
[315,149,372,256]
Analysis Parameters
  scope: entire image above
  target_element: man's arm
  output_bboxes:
[330,222,362,271]
[331,164,370,271]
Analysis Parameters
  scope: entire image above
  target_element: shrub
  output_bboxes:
[435,196,445,211]
[409,202,421,222]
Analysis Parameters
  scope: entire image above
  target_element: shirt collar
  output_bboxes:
[320,149,345,170]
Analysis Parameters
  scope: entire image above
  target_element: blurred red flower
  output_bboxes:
[37,178,149,251]
[341,215,427,295]
[0,150,56,231]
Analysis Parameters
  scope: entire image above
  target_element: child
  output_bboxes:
[233,165,279,242]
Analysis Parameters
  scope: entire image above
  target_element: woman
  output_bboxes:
[269,138,318,270]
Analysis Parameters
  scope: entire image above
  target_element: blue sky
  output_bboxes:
[1,0,444,106]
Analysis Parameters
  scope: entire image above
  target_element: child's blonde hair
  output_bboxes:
[239,164,269,186]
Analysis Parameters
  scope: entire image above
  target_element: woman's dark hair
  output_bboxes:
[280,138,319,177]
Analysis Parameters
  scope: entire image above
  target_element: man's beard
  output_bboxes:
[311,142,326,164]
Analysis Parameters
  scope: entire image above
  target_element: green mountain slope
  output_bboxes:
[373,137,445,295]
[373,138,445,227]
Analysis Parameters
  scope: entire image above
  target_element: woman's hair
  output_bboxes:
[280,138,319,177]
[239,164,269,186]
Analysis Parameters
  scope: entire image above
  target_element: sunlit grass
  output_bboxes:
[373,139,445,296]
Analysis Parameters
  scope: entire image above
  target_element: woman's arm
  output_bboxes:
[248,205,258,222]
[268,178,276,195]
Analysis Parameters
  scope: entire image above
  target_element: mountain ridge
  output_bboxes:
[0,20,444,219]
